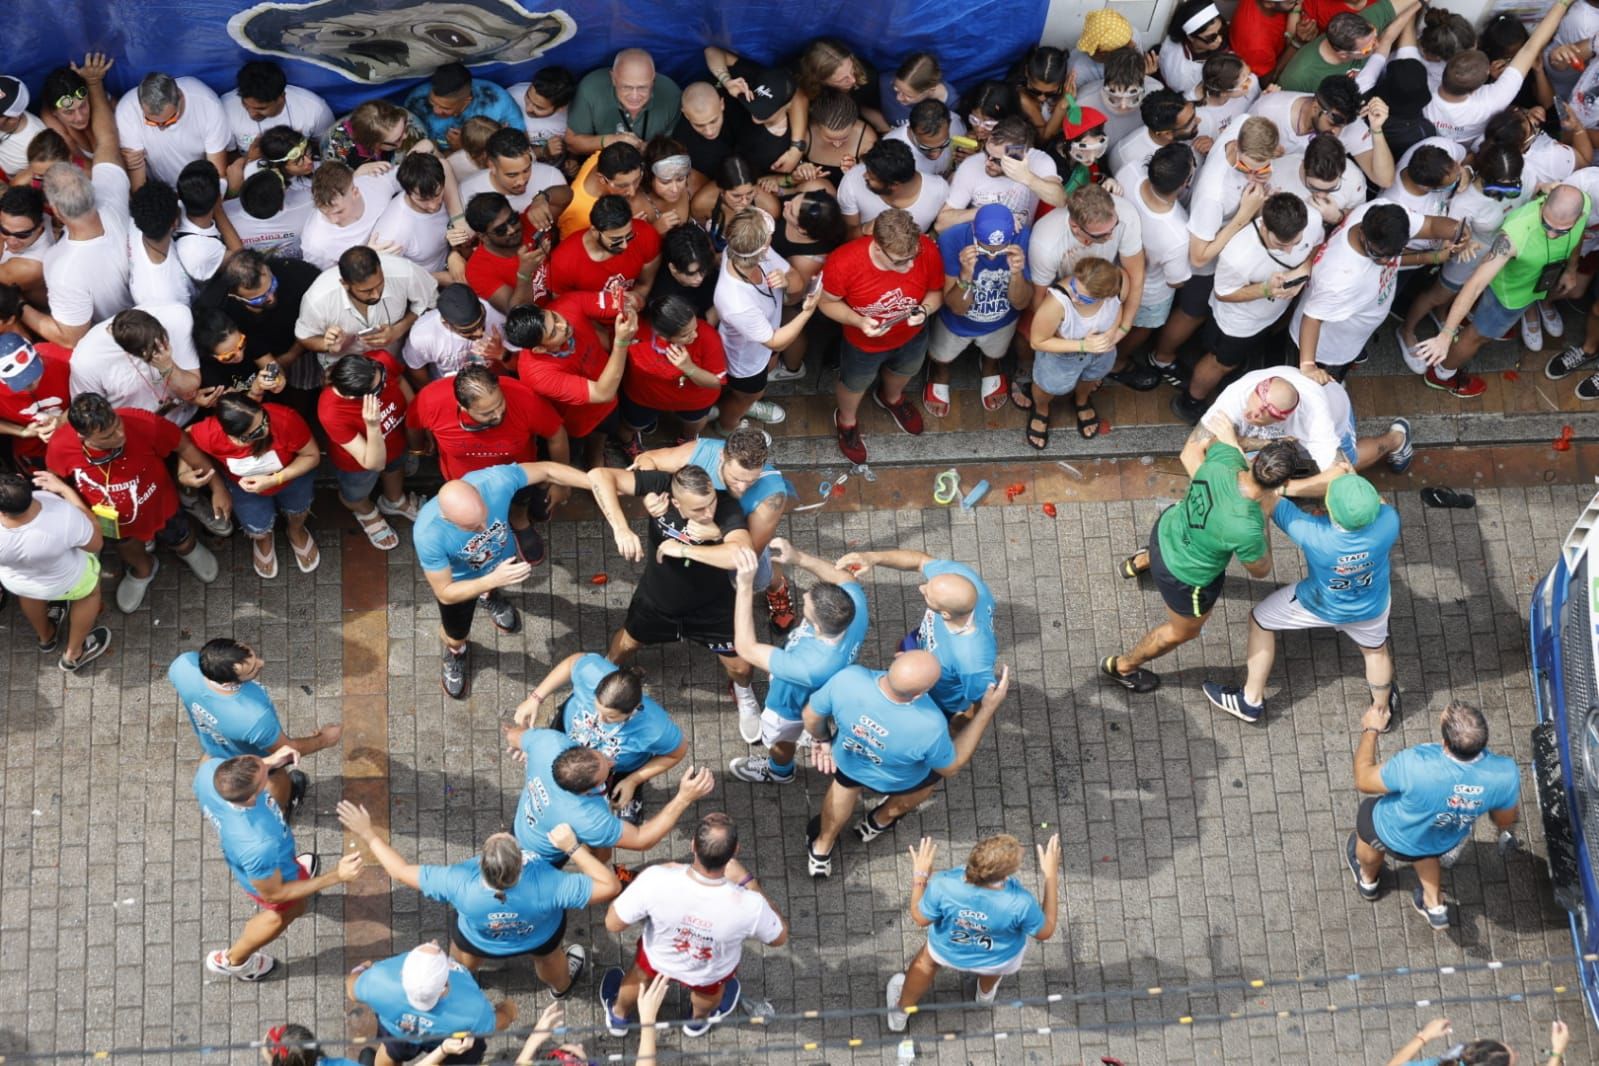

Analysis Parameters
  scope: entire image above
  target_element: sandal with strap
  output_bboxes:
[1024,411,1050,450]
[290,531,321,573]
[922,380,951,418]
[1075,400,1103,439]
[252,538,279,580]
[356,508,400,551]
[1118,550,1148,580]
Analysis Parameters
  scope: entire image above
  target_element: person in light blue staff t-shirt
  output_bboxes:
[1202,474,1401,724]
[1349,700,1520,933]
[1385,1016,1570,1066]
[727,538,869,782]
[347,942,510,1064]
[499,725,715,866]
[170,638,342,812]
[801,653,1011,879]
[885,832,1061,1032]
[514,652,687,822]
[834,545,998,719]
[338,800,622,999]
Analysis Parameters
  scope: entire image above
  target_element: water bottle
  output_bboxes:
[897,1038,916,1063]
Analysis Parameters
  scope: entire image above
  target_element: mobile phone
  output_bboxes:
[951,135,979,151]
[1004,143,1027,160]
[1281,274,1309,290]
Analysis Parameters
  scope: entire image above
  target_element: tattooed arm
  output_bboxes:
[1180,420,1218,477]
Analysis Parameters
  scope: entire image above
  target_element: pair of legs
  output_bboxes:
[895,943,1003,1010]
[924,320,1013,416]
[835,335,928,428]
[610,960,725,1022]
[1111,547,1211,675]
[226,895,306,968]
[116,521,206,579]
[1239,592,1394,709]
[1150,279,1212,371]
[810,778,937,858]
[1354,799,1444,910]
[15,580,102,663]
[337,463,414,550]
[1028,377,1103,443]
[231,475,317,577]
[1028,349,1115,446]
[715,377,768,433]
[449,930,576,996]
[605,625,754,688]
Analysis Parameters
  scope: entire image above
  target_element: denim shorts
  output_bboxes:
[1032,348,1116,395]
[839,332,930,392]
[1133,294,1174,329]
[334,454,404,505]
[229,473,315,536]
[1469,284,1527,340]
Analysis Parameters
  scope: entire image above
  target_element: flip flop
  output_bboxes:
[1010,379,1034,412]
[1420,486,1475,509]
[922,380,951,418]
[981,373,1009,411]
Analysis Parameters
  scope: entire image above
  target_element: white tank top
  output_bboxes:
[1047,283,1121,341]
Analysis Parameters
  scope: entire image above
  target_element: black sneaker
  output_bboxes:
[286,770,309,822]
[1100,655,1159,693]
[480,590,522,633]
[1345,831,1380,901]
[59,625,112,672]
[1105,364,1162,391]
[1546,343,1598,381]
[1148,358,1185,389]
[442,645,470,699]
[1201,681,1263,723]
[514,524,546,566]
[1169,391,1206,426]
[1578,371,1599,401]
[38,601,67,652]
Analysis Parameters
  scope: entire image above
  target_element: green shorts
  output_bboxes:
[60,554,102,602]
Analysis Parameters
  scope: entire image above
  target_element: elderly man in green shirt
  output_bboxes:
[1102,419,1298,694]
[1411,184,1591,398]
[565,48,682,157]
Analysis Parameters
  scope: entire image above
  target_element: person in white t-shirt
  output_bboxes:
[1192,53,1260,143]
[885,99,964,178]
[0,186,54,305]
[937,117,1063,233]
[0,78,46,178]
[300,161,402,271]
[1272,133,1369,231]
[0,468,112,671]
[1425,0,1564,145]
[225,171,307,260]
[401,282,508,385]
[506,68,576,172]
[173,160,235,285]
[372,151,465,278]
[1246,78,1393,188]
[1173,193,1321,423]
[1118,144,1195,357]
[458,127,568,218]
[220,61,334,156]
[114,73,230,191]
[1380,143,1465,252]
[1107,89,1208,178]
[710,209,821,434]
[1074,49,1163,151]
[600,813,787,1038]
[127,179,197,307]
[69,304,204,426]
[838,139,948,237]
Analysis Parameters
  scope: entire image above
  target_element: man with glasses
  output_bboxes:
[1249,76,1394,186]
[1075,48,1162,150]
[1107,89,1206,176]
[1277,9,1391,92]
[509,298,632,468]
[1272,133,1368,229]
[197,250,323,419]
[567,49,682,158]
[546,194,662,305]
[401,282,508,386]
[113,72,229,191]
[402,61,523,151]
[885,100,962,178]
[1413,185,1590,398]
[295,246,438,365]
[937,117,1063,233]
[458,192,549,317]
[220,60,334,157]
[839,140,948,237]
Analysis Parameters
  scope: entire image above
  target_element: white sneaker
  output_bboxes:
[975,978,1001,1004]
[747,399,786,424]
[886,973,909,1032]
[729,755,794,784]
[116,558,159,614]
[768,363,805,382]
[729,683,762,741]
[1394,327,1428,375]
[1520,307,1544,351]
[178,540,219,583]
[1539,300,1566,339]
[205,949,276,981]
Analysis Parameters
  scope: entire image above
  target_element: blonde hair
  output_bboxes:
[965,834,1024,884]
[1066,183,1116,228]
[871,207,921,258]
[349,100,412,150]
[1235,116,1280,163]
[725,208,772,259]
[1071,256,1121,299]
[460,116,503,167]
[797,38,867,98]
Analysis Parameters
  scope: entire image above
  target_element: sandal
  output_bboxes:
[1420,486,1475,509]
[1009,379,1034,412]
[922,380,951,418]
[356,508,400,551]
[252,538,279,580]
[1118,550,1148,579]
[1075,400,1102,439]
[290,531,321,573]
[981,373,1009,411]
[1024,411,1050,450]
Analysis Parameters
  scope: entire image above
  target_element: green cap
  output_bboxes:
[1326,475,1381,530]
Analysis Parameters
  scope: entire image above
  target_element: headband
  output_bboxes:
[1182,4,1222,34]
[651,154,692,178]
[1254,377,1297,420]
[264,1025,290,1063]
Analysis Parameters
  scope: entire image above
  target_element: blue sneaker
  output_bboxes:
[599,966,628,1037]
[1345,831,1380,901]
[1201,681,1263,724]
[683,976,741,1037]
[1387,418,1414,473]
[1411,886,1449,931]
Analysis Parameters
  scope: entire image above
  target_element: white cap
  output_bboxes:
[0,78,28,119]
[400,943,450,1011]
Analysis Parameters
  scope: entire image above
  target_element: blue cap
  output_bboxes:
[972,203,1017,248]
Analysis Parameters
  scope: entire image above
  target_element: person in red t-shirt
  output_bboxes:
[507,296,633,467]
[46,394,223,614]
[817,209,945,463]
[190,395,323,579]
[546,194,661,305]
[319,351,421,551]
[1232,0,1319,76]
[406,364,570,561]
[0,333,72,471]
[620,294,727,456]
[461,191,550,313]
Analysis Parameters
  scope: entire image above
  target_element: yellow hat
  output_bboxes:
[1078,9,1134,56]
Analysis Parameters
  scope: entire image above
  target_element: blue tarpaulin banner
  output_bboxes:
[5,0,1049,112]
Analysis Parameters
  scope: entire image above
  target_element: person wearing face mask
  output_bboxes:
[548,194,663,303]
[401,283,509,384]
[1107,89,1207,177]
[885,99,964,178]
[633,137,695,234]
[294,246,438,364]
[1074,48,1161,151]
[1160,0,1233,95]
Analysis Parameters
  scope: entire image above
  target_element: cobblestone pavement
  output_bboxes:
[0,485,1594,1065]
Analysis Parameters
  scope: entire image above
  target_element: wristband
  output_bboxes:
[715,70,730,84]
[912,872,930,882]
[736,873,754,887]
[1361,727,1382,734]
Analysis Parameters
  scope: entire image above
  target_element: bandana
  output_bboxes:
[1182,3,1222,35]
[1254,377,1297,420]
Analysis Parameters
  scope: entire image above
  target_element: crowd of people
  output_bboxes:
[0,3,1582,1061]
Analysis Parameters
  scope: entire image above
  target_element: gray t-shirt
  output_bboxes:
[0,493,94,599]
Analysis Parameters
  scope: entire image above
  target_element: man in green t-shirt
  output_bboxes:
[1411,185,1590,398]
[565,49,682,158]
[1276,0,1409,92]
[1102,427,1298,694]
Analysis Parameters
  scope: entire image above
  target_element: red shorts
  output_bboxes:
[633,940,732,996]
[245,858,309,913]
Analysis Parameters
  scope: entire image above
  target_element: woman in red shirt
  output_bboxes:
[619,293,726,456]
[189,395,322,578]
[317,352,419,551]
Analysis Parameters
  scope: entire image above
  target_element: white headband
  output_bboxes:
[1182,4,1221,35]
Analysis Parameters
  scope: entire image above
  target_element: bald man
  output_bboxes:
[566,48,682,157]
[800,656,1011,878]
[1412,184,1592,399]
[1185,368,1412,499]
[673,81,743,192]
[835,548,998,723]
[412,461,593,700]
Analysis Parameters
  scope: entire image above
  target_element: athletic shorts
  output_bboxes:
[928,318,1016,363]
[1174,273,1215,317]
[245,858,309,913]
[1201,317,1278,369]
[634,939,731,996]
[1355,795,1432,864]
[623,593,737,655]
[832,765,941,796]
[1147,517,1224,619]
[760,707,805,746]
[926,939,1029,976]
[377,1024,486,1065]
[1251,585,1390,648]
[724,365,769,395]
[448,909,567,960]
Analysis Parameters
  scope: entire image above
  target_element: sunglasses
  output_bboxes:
[232,274,279,308]
[1233,158,1272,180]
[53,86,88,111]
[265,138,310,164]
[1544,221,1575,237]
[914,136,951,154]
[1483,181,1522,201]
[238,412,272,443]
[1072,218,1117,242]
[1191,27,1224,43]
[144,108,181,129]
[1104,87,1147,106]
[489,216,521,237]
[214,333,247,362]
[1068,278,1100,304]
[1020,84,1060,101]
[602,230,637,246]
[0,220,42,239]
[83,443,125,466]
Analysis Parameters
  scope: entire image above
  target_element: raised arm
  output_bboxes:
[731,547,780,671]
[337,801,423,890]
[77,54,124,170]
[831,547,935,576]
[514,651,583,727]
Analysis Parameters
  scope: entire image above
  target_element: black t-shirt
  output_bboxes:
[722,57,793,175]
[199,356,262,394]
[632,468,747,614]
[651,269,717,318]
[197,257,321,362]
[674,111,749,181]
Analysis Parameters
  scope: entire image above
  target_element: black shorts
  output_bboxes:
[377,1024,486,1064]
[833,766,941,796]
[1147,516,1224,619]
[725,365,769,395]
[1355,795,1431,863]
[1202,317,1274,369]
[439,595,479,642]
[624,593,737,655]
[448,909,567,960]
[619,392,714,430]
[1174,273,1215,318]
